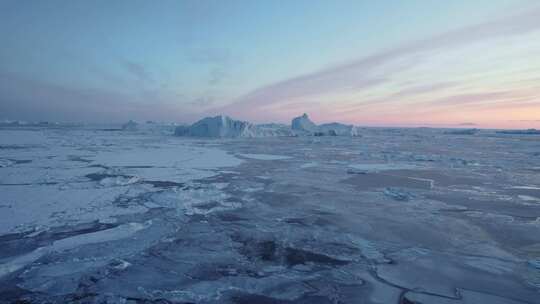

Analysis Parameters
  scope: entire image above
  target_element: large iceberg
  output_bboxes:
[256,123,294,137]
[121,120,176,135]
[292,114,360,136]
[175,114,360,138]
[175,115,263,138]
[318,122,361,136]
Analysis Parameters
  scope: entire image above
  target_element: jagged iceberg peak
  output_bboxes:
[291,113,317,132]
[122,120,138,131]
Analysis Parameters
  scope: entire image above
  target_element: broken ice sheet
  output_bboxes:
[1,126,539,303]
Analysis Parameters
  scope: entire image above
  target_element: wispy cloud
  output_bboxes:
[421,91,512,107]
[220,6,540,124]
[341,82,458,111]
[123,60,153,83]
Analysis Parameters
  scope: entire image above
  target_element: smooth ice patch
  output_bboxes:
[464,256,516,274]
[238,153,292,160]
[0,221,150,278]
[512,186,540,190]
[92,145,242,168]
[213,182,229,190]
[53,222,150,251]
[464,211,515,223]
[348,163,418,173]
[0,130,48,145]
[300,162,318,169]
[0,184,147,233]
[519,195,540,202]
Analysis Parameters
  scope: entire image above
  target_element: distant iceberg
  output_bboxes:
[122,120,138,131]
[444,128,478,135]
[175,114,360,138]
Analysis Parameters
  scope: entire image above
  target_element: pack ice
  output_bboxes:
[1,122,539,304]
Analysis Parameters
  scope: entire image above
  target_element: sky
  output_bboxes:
[0,0,539,128]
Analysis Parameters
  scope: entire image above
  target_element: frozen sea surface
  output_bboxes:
[0,126,539,303]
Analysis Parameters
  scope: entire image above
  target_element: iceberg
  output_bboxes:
[121,120,138,131]
[292,114,361,136]
[319,122,361,136]
[175,115,261,138]
[291,113,317,133]
[174,113,360,137]
[444,128,478,135]
[256,123,294,137]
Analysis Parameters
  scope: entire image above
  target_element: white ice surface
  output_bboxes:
[91,144,241,169]
[348,163,419,172]
[300,162,319,168]
[0,130,242,233]
[511,186,540,190]
[238,153,292,160]
[0,130,48,145]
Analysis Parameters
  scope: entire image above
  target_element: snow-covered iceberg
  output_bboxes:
[318,122,361,136]
[120,120,176,135]
[174,113,360,138]
[175,115,263,138]
[256,123,294,137]
[292,113,360,136]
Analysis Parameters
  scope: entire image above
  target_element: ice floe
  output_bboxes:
[238,153,292,160]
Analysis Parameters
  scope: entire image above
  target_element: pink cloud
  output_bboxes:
[217,6,540,125]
